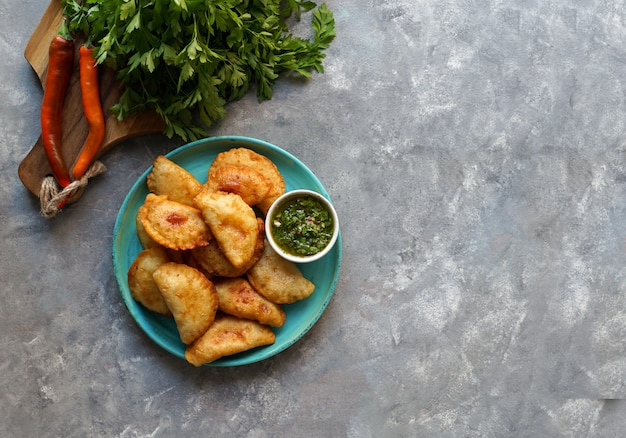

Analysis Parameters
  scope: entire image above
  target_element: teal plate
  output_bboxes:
[112,136,342,366]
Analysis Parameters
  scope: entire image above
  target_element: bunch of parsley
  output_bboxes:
[61,0,336,140]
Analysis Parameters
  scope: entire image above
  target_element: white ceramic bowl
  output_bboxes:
[265,189,339,263]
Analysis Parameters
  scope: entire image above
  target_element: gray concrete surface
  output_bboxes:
[3,0,626,436]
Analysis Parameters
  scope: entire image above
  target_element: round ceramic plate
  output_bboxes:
[112,136,342,366]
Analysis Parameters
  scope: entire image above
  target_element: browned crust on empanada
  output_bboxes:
[247,241,315,304]
[140,194,212,251]
[185,313,276,366]
[152,262,219,344]
[147,155,203,206]
[214,277,286,327]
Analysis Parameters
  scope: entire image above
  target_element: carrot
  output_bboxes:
[41,34,74,188]
[71,45,105,180]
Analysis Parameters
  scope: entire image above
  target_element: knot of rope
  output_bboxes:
[39,161,107,218]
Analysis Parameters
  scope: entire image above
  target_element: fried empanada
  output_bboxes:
[136,208,187,265]
[185,313,276,366]
[214,277,286,327]
[247,241,315,304]
[139,193,212,251]
[147,155,203,206]
[152,262,219,344]
[206,164,271,207]
[207,148,285,214]
[193,190,259,269]
[127,247,172,316]
[188,217,264,278]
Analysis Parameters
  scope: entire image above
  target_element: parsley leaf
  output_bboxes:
[61,0,335,141]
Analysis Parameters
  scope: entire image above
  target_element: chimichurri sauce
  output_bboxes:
[270,195,334,256]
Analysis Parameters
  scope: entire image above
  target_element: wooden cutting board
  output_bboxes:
[18,0,165,199]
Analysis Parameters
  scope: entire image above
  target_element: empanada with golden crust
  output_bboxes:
[205,164,271,207]
[139,194,212,251]
[247,241,315,304]
[187,217,264,278]
[147,155,203,206]
[193,190,259,269]
[135,208,187,264]
[185,313,276,366]
[152,262,219,344]
[127,247,172,316]
[207,148,285,214]
[214,277,286,327]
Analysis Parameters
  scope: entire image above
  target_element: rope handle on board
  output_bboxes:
[39,160,107,218]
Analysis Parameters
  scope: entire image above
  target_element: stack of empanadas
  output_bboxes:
[127,148,315,366]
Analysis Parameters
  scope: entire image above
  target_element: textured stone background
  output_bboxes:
[3,0,626,436]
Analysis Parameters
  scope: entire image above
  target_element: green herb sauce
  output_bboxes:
[270,195,334,256]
